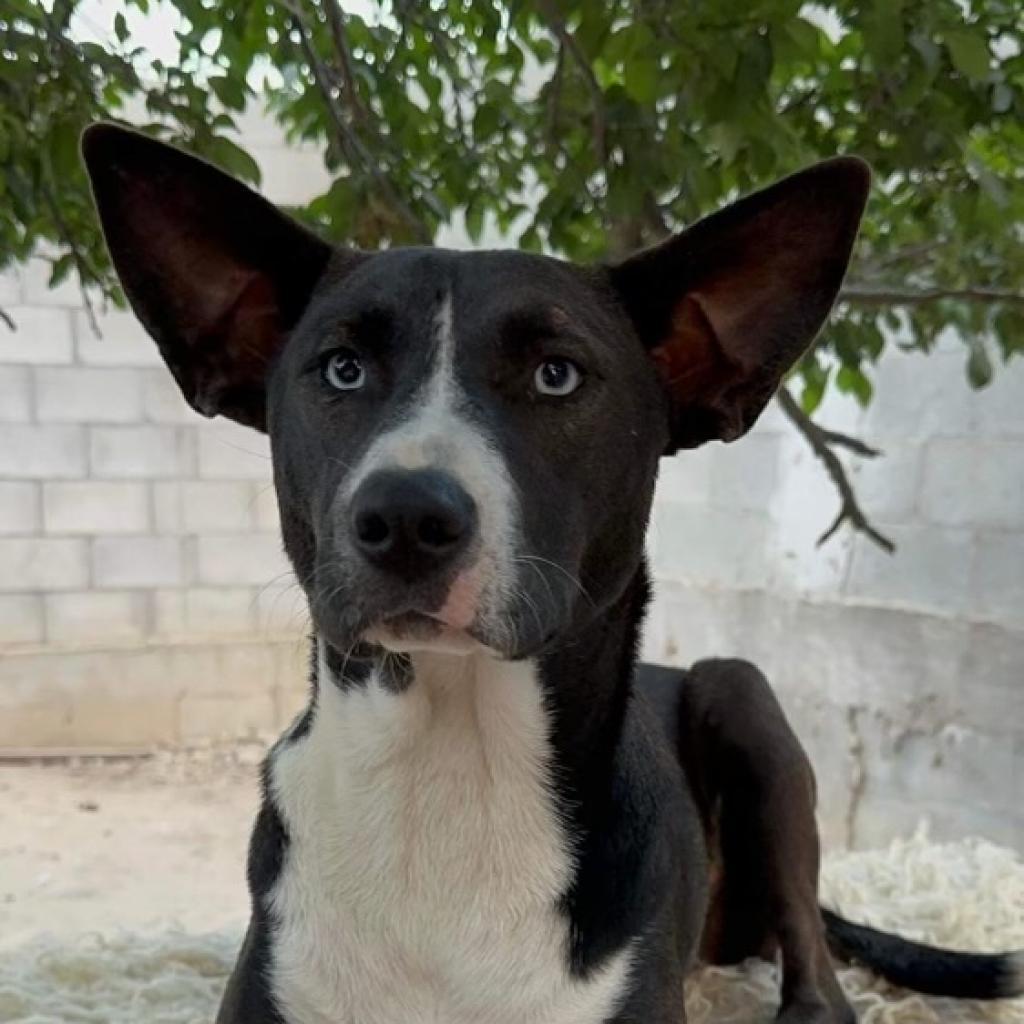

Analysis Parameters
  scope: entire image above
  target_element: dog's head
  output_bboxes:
[83,124,868,660]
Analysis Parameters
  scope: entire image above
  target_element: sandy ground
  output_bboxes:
[2,747,1023,1024]
[0,746,265,950]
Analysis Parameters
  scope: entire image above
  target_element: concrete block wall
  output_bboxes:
[0,109,1021,850]
[0,111,329,750]
[642,338,1024,850]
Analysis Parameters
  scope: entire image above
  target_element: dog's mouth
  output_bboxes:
[381,610,444,638]
[363,610,481,655]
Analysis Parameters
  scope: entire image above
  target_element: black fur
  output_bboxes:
[82,124,1022,1023]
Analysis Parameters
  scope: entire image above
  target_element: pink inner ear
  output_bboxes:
[651,294,739,400]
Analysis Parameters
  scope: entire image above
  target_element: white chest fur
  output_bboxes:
[267,647,633,1024]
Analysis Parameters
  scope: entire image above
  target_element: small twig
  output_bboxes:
[39,181,101,335]
[0,306,15,331]
[859,240,947,272]
[545,43,564,147]
[840,284,1024,307]
[776,385,895,554]
[318,0,370,125]
[536,0,607,167]
[279,5,431,243]
[817,426,881,459]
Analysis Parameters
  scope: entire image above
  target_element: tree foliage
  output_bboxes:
[2,0,1023,546]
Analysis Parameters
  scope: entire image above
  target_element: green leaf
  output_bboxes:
[48,253,75,288]
[210,75,247,111]
[992,308,1024,360]
[946,30,991,81]
[836,365,873,406]
[114,13,129,44]
[204,136,261,185]
[862,0,904,67]
[464,201,484,243]
[624,57,658,104]
[966,337,993,388]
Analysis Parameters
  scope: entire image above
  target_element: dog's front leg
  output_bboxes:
[216,922,286,1024]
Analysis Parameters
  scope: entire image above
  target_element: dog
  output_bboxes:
[82,123,1023,1024]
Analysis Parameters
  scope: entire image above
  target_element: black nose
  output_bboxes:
[349,469,478,580]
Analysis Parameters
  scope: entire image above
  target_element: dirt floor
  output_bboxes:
[1,746,1023,1023]
[0,745,265,949]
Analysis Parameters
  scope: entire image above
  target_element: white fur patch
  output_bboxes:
[344,291,519,644]
[267,645,634,1023]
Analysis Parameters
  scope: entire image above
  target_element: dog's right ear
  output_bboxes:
[82,123,348,431]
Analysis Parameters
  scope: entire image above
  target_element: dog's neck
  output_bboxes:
[303,563,650,811]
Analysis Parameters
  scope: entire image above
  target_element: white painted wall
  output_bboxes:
[0,113,1020,849]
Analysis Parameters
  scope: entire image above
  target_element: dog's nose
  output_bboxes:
[349,469,477,580]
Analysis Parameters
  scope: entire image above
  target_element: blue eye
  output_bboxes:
[534,358,582,396]
[324,349,365,391]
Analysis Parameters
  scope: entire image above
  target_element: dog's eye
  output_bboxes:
[534,358,582,397]
[324,349,365,391]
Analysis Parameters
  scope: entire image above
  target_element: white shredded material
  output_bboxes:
[1,829,1021,1024]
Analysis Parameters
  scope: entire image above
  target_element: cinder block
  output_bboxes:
[153,586,256,636]
[89,425,196,479]
[0,266,22,306]
[921,439,1023,529]
[45,590,148,645]
[844,524,972,618]
[142,370,199,424]
[654,448,713,506]
[255,578,309,635]
[35,367,144,423]
[862,349,971,440]
[75,307,163,366]
[975,361,1024,437]
[0,306,74,363]
[955,623,1024,736]
[0,538,89,591]
[0,365,32,421]
[653,503,770,589]
[764,434,853,599]
[971,532,1024,629]
[0,595,45,645]
[42,481,149,535]
[848,441,924,526]
[196,533,291,586]
[709,433,781,511]
[92,536,184,588]
[0,482,40,535]
[0,425,86,479]
[253,484,281,531]
[20,255,83,306]
[156,481,255,534]
[0,700,73,748]
[179,692,277,743]
[70,695,181,747]
[218,644,278,695]
[198,422,273,480]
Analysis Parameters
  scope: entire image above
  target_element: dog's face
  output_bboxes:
[82,125,868,659]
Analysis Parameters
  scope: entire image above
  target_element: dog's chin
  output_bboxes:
[363,612,485,657]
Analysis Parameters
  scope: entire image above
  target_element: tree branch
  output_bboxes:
[278,3,431,243]
[319,0,370,126]
[39,180,101,335]
[776,386,895,554]
[536,0,607,167]
[840,284,1024,307]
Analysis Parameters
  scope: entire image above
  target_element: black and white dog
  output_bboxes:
[82,124,1023,1024]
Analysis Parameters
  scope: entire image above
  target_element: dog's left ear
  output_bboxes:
[82,123,343,431]
[609,157,870,450]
